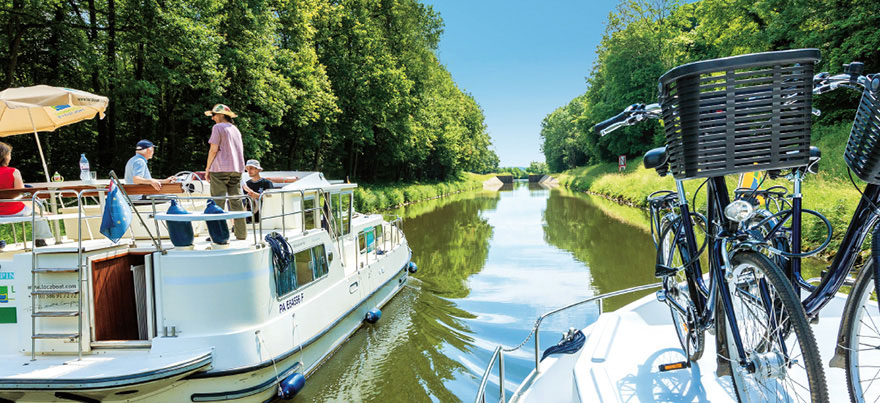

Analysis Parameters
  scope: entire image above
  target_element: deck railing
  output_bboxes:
[474,282,662,403]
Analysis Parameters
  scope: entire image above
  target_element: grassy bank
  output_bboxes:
[555,123,862,258]
[355,172,495,213]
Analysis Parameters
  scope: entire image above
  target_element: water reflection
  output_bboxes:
[297,182,662,402]
[542,189,657,311]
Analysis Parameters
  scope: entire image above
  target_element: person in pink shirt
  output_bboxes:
[204,104,247,240]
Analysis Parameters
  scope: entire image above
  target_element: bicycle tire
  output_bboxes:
[720,251,828,402]
[659,217,705,361]
[842,260,880,403]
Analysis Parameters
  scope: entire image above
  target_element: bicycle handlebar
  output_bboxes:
[813,62,880,95]
[593,110,630,135]
[593,103,662,136]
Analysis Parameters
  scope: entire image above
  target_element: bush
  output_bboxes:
[402,187,419,202]
[384,189,404,207]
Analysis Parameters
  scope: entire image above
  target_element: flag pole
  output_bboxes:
[108,171,163,253]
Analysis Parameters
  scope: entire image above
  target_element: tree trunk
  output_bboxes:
[104,0,118,170]
[3,0,25,88]
[87,0,108,165]
[312,129,327,171]
[286,129,299,170]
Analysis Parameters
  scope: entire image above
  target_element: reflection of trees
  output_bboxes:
[403,193,499,299]
[299,192,499,402]
[543,191,657,310]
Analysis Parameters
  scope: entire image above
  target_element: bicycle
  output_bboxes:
[594,49,828,402]
[736,61,880,402]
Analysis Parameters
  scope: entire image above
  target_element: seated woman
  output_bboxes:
[0,142,53,247]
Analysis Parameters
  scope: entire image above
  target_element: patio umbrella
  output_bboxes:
[0,85,109,182]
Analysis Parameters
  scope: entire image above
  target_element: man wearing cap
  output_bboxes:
[204,104,247,240]
[124,140,176,190]
[242,159,273,222]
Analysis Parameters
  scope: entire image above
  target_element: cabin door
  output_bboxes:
[91,253,150,341]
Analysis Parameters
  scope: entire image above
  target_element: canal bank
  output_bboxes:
[355,173,496,213]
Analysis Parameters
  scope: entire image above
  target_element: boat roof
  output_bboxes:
[261,171,357,193]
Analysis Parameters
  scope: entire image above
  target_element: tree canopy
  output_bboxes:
[0,0,498,182]
[542,0,880,172]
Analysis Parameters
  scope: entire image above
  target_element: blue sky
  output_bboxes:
[424,0,619,167]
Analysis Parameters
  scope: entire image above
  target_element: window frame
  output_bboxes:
[274,242,333,300]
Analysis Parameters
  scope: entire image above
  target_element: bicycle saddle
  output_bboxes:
[643,146,668,170]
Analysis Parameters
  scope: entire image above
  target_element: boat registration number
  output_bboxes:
[279,293,305,313]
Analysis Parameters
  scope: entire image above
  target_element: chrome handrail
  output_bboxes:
[474,282,662,403]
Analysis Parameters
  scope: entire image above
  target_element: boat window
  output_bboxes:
[275,244,330,297]
[303,197,316,230]
[374,225,383,246]
[314,244,329,278]
[358,231,367,253]
[294,249,314,289]
[359,227,377,254]
[341,192,352,235]
[275,260,296,296]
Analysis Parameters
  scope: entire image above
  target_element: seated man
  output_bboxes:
[124,140,176,190]
[0,142,53,247]
[242,159,273,223]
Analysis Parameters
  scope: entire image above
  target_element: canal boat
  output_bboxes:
[0,171,413,402]
[476,285,867,402]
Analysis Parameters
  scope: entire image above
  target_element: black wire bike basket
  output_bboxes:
[844,84,880,183]
[658,49,821,179]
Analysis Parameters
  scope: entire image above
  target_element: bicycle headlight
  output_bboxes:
[724,200,755,223]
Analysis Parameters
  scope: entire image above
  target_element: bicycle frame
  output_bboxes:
[777,178,880,318]
[662,175,763,366]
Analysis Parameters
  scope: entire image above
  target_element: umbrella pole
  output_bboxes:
[27,110,62,242]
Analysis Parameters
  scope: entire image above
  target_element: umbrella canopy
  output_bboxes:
[0,85,108,183]
[0,85,108,136]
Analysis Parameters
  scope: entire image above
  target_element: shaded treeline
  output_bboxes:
[1,0,498,182]
[541,0,880,172]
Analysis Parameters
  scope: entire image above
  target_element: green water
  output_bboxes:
[295,182,663,402]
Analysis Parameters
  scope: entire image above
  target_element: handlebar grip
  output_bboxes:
[593,111,629,134]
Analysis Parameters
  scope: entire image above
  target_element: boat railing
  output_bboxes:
[354,214,405,269]
[256,187,329,241]
[140,187,334,250]
[474,282,662,403]
[25,188,107,360]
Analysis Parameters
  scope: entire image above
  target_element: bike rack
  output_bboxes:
[474,282,662,403]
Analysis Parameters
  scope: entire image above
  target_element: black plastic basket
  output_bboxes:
[658,49,821,179]
[844,87,880,183]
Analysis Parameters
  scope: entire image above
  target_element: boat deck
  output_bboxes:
[515,292,861,402]
[0,348,212,390]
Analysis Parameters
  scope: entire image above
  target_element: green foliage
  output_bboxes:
[355,173,485,212]
[527,161,548,175]
[497,167,528,179]
[0,0,496,182]
[542,0,880,170]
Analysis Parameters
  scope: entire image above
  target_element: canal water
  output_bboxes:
[297,181,661,402]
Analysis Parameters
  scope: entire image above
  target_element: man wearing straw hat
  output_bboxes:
[204,104,246,240]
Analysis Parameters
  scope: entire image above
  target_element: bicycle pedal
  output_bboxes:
[654,264,678,278]
[810,315,819,325]
[658,361,690,372]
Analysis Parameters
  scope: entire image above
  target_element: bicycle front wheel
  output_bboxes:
[843,260,880,403]
[720,251,827,402]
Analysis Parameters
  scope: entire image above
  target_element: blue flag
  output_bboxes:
[100,180,132,243]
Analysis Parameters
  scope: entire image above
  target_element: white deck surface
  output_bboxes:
[0,347,212,389]
[517,292,859,402]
